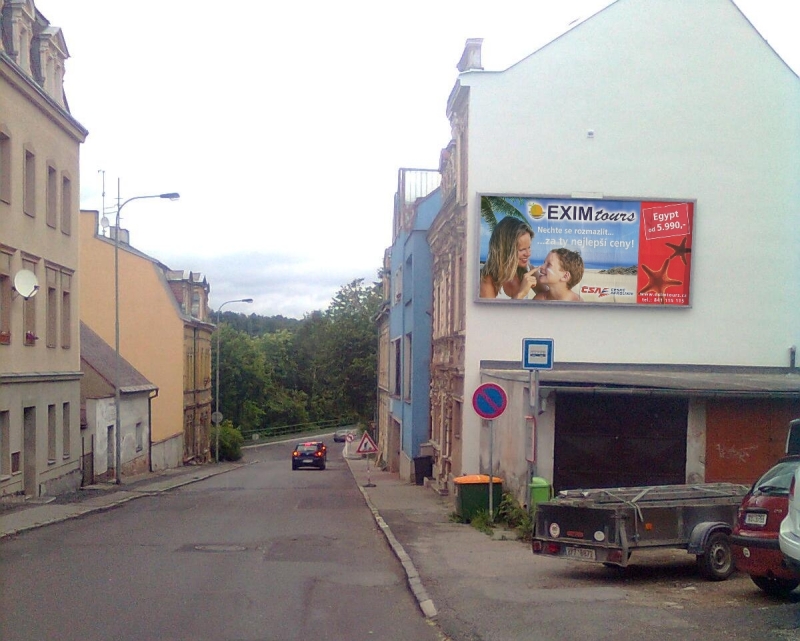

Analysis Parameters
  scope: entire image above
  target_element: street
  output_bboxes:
[0,442,441,641]
[3,440,800,641]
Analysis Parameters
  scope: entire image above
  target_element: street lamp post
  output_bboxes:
[214,298,253,463]
[104,181,180,484]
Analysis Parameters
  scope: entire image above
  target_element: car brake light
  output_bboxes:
[790,474,796,501]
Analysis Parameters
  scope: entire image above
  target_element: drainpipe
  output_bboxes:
[148,389,159,472]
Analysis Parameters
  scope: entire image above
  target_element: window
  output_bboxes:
[62,403,70,458]
[135,421,143,452]
[48,404,56,462]
[0,251,11,344]
[0,130,10,204]
[403,333,412,400]
[393,266,402,305]
[24,148,35,217]
[191,291,201,318]
[60,174,71,234]
[22,259,37,346]
[184,344,195,389]
[391,338,401,397]
[404,255,413,304]
[46,267,57,348]
[61,271,71,348]
[0,411,9,477]
[46,164,57,228]
[11,451,20,474]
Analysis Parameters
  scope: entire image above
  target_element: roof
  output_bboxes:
[480,361,800,397]
[80,322,157,394]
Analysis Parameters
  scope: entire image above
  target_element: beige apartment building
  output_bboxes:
[0,1,88,497]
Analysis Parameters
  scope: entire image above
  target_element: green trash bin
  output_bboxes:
[529,476,554,513]
[454,474,503,522]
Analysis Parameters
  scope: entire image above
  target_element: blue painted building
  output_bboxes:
[385,169,440,483]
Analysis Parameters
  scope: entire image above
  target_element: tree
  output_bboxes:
[213,275,383,432]
[481,195,528,231]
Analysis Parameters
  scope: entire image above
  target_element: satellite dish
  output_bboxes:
[14,269,39,299]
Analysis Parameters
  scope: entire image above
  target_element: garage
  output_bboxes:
[552,393,688,491]
[705,398,800,485]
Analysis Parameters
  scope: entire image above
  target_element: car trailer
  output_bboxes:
[532,482,749,580]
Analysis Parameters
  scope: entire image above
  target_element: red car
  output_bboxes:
[731,455,800,596]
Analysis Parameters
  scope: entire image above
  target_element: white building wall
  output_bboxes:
[459,0,800,472]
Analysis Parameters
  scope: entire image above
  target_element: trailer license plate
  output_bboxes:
[745,513,767,526]
[566,547,596,561]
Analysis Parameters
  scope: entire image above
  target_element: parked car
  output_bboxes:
[333,429,354,443]
[292,441,327,470]
[731,455,800,596]
[779,464,800,575]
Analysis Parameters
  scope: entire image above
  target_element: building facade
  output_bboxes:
[381,169,440,482]
[80,322,157,482]
[79,211,213,471]
[0,0,87,498]
[428,0,800,504]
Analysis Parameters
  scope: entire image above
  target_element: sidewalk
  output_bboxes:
[0,462,247,540]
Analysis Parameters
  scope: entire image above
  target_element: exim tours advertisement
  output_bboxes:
[478,195,694,306]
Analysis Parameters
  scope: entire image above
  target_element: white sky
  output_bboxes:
[33,0,799,319]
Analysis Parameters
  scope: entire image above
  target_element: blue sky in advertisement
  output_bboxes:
[480,198,641,270]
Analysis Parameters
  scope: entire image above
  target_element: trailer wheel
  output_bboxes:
[696,531,734,581]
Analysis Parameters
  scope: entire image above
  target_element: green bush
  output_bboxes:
[469,509,495,535]
[497,492,534,541]
[210,421,244,461]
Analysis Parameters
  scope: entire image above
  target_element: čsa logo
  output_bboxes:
[581,286,611,297]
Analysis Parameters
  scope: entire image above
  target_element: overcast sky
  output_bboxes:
[34,0,799,319]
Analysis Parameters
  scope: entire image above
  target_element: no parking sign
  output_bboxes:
[472,383,508,420]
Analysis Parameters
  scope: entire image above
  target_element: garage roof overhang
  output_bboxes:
[479,362,800,398]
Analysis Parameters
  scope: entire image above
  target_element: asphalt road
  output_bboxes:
[0,443,442,641]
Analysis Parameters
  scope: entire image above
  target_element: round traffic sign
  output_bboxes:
[345,432,355,443]
[211,411,223,425]
[472,383,508,419]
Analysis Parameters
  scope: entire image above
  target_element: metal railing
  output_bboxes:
[239,418,356,444]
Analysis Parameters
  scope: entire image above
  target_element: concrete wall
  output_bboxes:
[151,432,184,472]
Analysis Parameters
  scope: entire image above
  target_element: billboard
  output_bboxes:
[478,195,694,306]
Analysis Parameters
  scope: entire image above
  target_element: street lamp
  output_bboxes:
[102,181,180,484]
[214,298,253,463]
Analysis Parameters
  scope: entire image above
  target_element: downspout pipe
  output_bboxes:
[148,389,159,472]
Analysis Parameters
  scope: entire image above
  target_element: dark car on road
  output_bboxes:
[731,455,800,596]
[333,429,355,443]
[292,441,327,470]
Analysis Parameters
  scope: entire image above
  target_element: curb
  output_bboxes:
[346,458,438,619]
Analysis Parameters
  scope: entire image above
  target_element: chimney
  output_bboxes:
[457,38,483,72]
[110,226,130,245]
